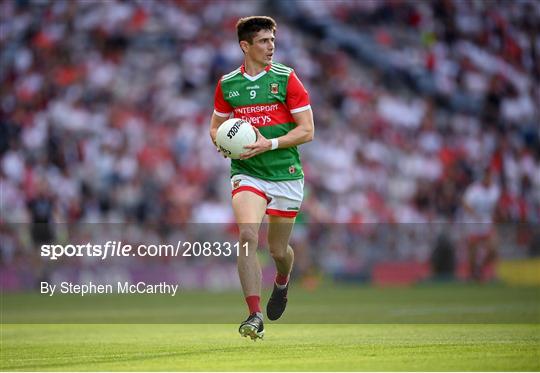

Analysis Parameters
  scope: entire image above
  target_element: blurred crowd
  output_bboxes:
[1,0,539,273]
[294,0,539,224]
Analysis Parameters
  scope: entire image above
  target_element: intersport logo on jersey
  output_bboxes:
[233,103,292,127]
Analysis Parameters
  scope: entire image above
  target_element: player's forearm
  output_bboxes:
[210,127,217,144]
[236,108,314,159]
[463,201,474,215]
[272,125,313,149]
[209,113,227,144]
[463,201,480,219]
[271,109,314,149]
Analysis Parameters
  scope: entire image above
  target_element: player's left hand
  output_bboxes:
[239,127,271,160]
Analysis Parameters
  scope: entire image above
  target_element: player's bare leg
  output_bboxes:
[232,191,267,339]
[266,215,295,320]
[481,232,498,280]
[268,216,295,277]
[467,239,480,281]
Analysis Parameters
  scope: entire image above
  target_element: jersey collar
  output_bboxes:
[241,63,272,82]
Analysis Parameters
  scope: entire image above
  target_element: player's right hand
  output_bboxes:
[212,138,227,158]
[217,147,227,158]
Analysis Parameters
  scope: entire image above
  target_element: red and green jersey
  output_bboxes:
[213,62,311,181]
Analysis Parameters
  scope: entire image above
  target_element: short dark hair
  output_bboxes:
[236,16,277,44]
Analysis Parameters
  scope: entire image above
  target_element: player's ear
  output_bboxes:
[239,40,249,54]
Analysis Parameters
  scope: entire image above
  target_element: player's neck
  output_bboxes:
[243,59,268,77]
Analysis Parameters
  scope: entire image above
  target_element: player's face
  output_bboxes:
[246,29,275,66]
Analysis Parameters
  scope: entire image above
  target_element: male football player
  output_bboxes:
[209,16,314,340]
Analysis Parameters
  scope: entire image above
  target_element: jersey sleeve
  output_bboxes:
[286,71,311,114]
[213,80,233,117]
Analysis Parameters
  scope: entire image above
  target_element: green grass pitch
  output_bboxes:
[1,284,539,371]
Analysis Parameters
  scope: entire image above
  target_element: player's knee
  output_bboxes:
[269,248,287,262]
[238,229,258,247]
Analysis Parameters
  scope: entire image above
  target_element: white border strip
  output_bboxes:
[213,110,232,118]
[290,104,311,114]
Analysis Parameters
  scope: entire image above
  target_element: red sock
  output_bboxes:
[275,273,289,286]
[245,295,261,314]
